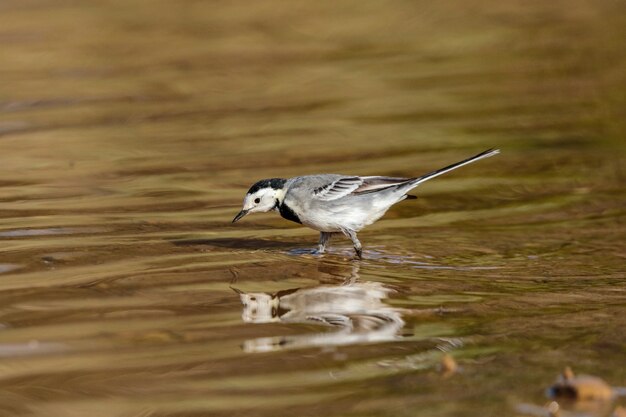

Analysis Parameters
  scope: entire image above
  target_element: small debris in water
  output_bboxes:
[548,367,614,401]
[438,354,458,375]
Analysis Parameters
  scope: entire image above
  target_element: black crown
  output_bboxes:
[247,178,287,195]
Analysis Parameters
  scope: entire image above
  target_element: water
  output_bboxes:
[1,1,625,416]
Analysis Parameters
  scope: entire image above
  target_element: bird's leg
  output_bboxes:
[341,228,362,259]
[317,232,333,254]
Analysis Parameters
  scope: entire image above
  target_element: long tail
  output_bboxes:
[408,148,500,188]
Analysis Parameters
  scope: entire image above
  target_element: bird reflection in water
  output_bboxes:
[233,265,405,353]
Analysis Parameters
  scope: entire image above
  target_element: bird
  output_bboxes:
[232,148,499,258]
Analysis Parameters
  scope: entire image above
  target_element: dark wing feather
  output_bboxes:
[313,176,414,200]
[353,176,413,194]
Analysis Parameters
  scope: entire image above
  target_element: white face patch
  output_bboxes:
[243,187,278,213]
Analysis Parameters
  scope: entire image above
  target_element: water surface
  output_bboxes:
[0,1,625,416]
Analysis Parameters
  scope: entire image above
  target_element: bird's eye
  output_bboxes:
[254,198,260,204]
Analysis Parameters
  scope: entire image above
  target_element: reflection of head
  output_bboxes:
[236,280,405,353]
[239,292,279,323]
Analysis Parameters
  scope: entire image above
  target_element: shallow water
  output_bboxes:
[1,1,625,416]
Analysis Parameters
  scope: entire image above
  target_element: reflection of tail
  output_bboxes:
[236,281,405,353]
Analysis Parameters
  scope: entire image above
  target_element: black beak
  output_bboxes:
[232,209,248,223]
[230,286,244,295]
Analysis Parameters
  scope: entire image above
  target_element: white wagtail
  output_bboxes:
[233,148,499,258]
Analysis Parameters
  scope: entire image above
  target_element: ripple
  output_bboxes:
[0,227,105,238]
[0,264,21,273]
[284,246,500,271]
[0,340,66,358]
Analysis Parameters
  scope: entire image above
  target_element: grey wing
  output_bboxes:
[313,176,412,201]
[313,176,363,201]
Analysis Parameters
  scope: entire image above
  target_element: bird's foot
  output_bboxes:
[354,247,363,259]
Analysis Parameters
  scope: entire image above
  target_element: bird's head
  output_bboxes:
[232,178,287,223]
